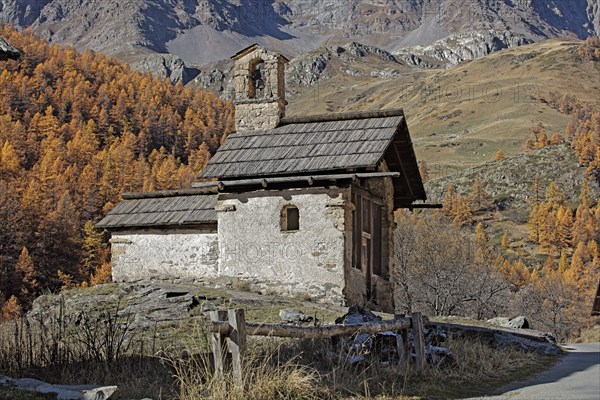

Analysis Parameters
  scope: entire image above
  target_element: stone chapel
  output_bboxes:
[97,44,427,312]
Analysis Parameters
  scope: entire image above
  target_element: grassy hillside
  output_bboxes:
[287,39,600,176]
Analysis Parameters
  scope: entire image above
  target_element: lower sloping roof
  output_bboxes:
[96,189,217,230]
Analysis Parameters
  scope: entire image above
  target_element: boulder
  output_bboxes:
[201,301,217,313]
[335,306,382,325]
[279,309,313,324]
[487,316,529,329]
[82,386,118,400]
[507,316,530,329]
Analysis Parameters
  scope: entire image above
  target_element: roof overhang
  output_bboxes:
[193,172,400,191]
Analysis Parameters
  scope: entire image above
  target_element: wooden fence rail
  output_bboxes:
[209,309,426,388]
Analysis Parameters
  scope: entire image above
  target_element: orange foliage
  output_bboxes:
[0,27,234,308]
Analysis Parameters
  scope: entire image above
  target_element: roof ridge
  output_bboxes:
[121,188,217,200]
[279,109,404,126]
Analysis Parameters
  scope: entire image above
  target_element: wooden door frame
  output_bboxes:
[352,188,385,301]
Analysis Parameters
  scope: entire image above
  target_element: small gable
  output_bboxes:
[96,189,217,230]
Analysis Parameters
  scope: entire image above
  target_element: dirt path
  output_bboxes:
[466,343,600,400]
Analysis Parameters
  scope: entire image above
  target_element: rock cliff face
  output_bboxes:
[1,1,598,79]
[287,42,401,87]
[395,30,533,68]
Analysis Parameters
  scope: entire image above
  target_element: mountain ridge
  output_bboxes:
[1,0,598,80]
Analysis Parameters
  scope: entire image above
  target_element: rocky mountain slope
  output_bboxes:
[1,0,598,80]
[281,39,600,175]
[424,144,599,217]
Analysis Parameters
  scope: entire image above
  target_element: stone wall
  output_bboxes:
[217,189,347,304]
[234,99,286,132]
[110,229,219,282]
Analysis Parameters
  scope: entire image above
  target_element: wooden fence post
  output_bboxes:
[210,310,228,379]
[227,309,247,388]
[394,314,408,366]
[411,312,425,371]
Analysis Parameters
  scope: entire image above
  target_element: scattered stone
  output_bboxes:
[0,376,118,400]
[333,307,453,367]
[201,301,217,312]
[82,386,118,400]
[427,345,454,367]
[488,316,530,329]
[335,306,382,325]
[279,309,313,324]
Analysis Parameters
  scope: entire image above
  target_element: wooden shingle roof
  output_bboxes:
[96,189,217,230]
[198,109,426,205]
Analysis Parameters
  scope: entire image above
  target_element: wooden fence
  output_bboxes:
[209,309,426,387]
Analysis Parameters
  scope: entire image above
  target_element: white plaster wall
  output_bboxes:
[110,229,219,282]
[217,191,346,303]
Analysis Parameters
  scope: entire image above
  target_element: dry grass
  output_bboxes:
[169,350,321,400]
[165,324,557,400]
[576,323,600,343]
[408,338,557,399]
[0,305,177,399]
[0,302,558,400]
[0,387,57,399]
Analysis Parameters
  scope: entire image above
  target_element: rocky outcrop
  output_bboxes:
[0,37,20,60]
[287,42,400,87]
[193,65,234,99]
[395,30,532,68]
[130,53,200,84]
[28,282,215,331]
[424,144,599,216]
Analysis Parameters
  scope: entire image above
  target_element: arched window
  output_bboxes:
[281,205,300,231]
[248,59,265,99]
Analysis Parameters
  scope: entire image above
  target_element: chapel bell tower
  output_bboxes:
[231,44,288,132]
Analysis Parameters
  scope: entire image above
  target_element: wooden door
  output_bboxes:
[352,190,384,300]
